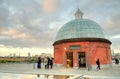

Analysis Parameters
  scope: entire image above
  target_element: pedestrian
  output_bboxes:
[47,57,50,69]
[37,56,41,69]
[115,58,119,64]
[50,57,53,69]
[96,58,100,70]
[44,57,48,69]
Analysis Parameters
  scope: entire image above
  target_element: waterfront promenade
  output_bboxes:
[0,63,120,79]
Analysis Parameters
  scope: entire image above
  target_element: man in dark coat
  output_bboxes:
[47,57,50,69]
[115,58,119,64]
[37,56,41,69]
[96,58,100,70]
[50,57,53,69]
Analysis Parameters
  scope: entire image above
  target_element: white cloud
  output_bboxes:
[110,35,120,39]
[42,0,57,13]
[0,0,120,55]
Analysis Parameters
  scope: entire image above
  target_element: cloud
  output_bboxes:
[0,27,37,47]
[0,3,9,23]
[42,0,57,13]
[0,28,35,41]
[103,13,120,35]
[111,35,120,39]
[0,0,3,4]
[0,0,120,55]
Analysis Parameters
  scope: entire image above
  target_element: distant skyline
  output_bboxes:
[0,0,120,56]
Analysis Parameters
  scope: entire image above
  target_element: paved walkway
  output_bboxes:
[0,63,120,79]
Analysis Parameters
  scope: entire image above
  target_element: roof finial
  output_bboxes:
[74,8,83,19]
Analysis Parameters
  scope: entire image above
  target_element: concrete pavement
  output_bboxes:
[0,63,120,79]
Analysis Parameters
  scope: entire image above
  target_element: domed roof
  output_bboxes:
[55,9,108,42]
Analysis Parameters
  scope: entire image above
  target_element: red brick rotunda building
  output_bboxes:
[53,9,112,69]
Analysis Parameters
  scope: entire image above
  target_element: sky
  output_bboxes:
[0,0,120,56]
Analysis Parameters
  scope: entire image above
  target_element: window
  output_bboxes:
[70,45,80,50]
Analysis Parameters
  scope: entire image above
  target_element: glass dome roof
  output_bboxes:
[55,19,108,41]
[55,9,108,42]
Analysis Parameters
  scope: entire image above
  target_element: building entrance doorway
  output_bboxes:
[66,52,73,68]
[78,52,86,67]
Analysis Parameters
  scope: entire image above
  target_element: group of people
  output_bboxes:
[37,57,119,70]
[37,56,53,69]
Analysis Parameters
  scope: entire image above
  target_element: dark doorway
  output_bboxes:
[66,52,73,68]
[78,52,86,67]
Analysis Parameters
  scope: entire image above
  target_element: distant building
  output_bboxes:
[41,53,53,58]
[13,53,16,57]
[9,53,12,57]
[53,9,112,68]
[34,53,53,58]
[28,52,31,58]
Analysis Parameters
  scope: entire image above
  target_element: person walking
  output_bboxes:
[50,57,53,69]
[37,56,41,69]
[115,58,119,64]
[96,58,100,70]
[47,57,50,69]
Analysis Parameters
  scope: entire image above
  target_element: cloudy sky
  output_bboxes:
[0,0,120,56]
